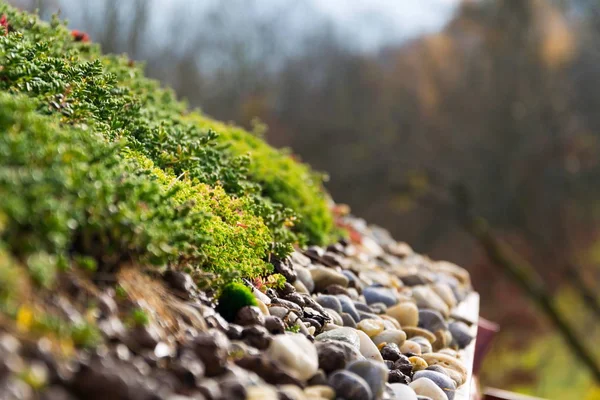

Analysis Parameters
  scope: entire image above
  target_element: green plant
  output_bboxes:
[70,321,101,349]
[216,282,258,322]
[285,324,301,333]
[128,308,149,327]
[0,2,337,251]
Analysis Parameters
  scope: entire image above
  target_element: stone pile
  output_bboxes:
[0,215,475,400]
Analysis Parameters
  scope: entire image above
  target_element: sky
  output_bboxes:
[309,0,461,50]
[12,0,462,54]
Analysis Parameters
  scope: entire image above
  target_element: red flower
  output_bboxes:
[1,14,8,35]
[71,29,90,43]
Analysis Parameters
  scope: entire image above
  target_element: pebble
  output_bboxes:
[370,302,388,314]
[393,355,414,375]
[342,270,363,291]
[315,327,360,349]
[389,383,418,400]
[388,369,412,384]
[400,274,429,287]
[358,311,381,321]
[293,280,310,294]
[336,295,361,322]
[414,370,456,400]
[291,251,312,267]
[347,359,389,400]
[357,318,385,337]
[246,384,279,400]
[403,327,437,344]
[380,343,403,362]
[363,287,398,307]
[264,316,285,335]
[242,325,272,350]
[420,353,467,386]
[432,283,457,309]
[387,302,419,327]
[323,284,351,297]
[295,266,315,293]
[328,370,373,400]
[304,385,335,400]
[267,334,318,381]
[272,257,297,283]
[400,340,422,355]
[354,302,374,313]
[418,310,447,333]
[341,313,357,328]
[279,386,307,400]
[316,295,342,314]
[323,308,344,326]
[315,340,363,373]
[310,267,349,292]
[449,322,473,349]
[372,329,407,347]
[411,336,433,354]
[409,377,448,400]
[411,287,449,318]
[408,356,429,372]
[356,330,384,362]
[234,306,265,326]
[192,330,230,377]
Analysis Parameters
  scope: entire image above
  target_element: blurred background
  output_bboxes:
[8,0,600,397]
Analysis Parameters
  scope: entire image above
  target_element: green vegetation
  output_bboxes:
[216,282,258,322]
[0,3,338,350]
[0,3,335,252]
[0,2,338,291]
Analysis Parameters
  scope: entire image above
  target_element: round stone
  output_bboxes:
[380,343,402,362]
[336,295,361,322]
[372,329,407,347]
[418,310,447,333]
[316,295,342,314]
[420,353,467,386]
[409,377,448,400]
[389,383,418,400]
[267,333,318,381]
[304,385,335,400]
[408,356,428,372]
[363,287,398,307]
[449,322,473,349]
[400,340,422,355]
[393,354,414,376]
[411,336,433,354]
[310,267,349,292]
[357,330,384,362]
[347,359,389,400]
[323,308,344,326]
[295,266,315,293]
[411,287,449,318]
[387,302,419,327]
[264,316,285,335]
[414,370,456,400]
[341,313,357,328]
[328,370,373,400]
[235,306,265,327]
[388,369,411,384]
[357,318,385,337]
[315,327,361,350]
[315,340,363,373]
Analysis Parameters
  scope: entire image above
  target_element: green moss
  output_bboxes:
[128,308,150,327]
[216,282,258,322]
[70,322,102,349]
[0,2,336,248]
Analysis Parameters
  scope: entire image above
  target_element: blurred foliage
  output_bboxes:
[482,287,600,399]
